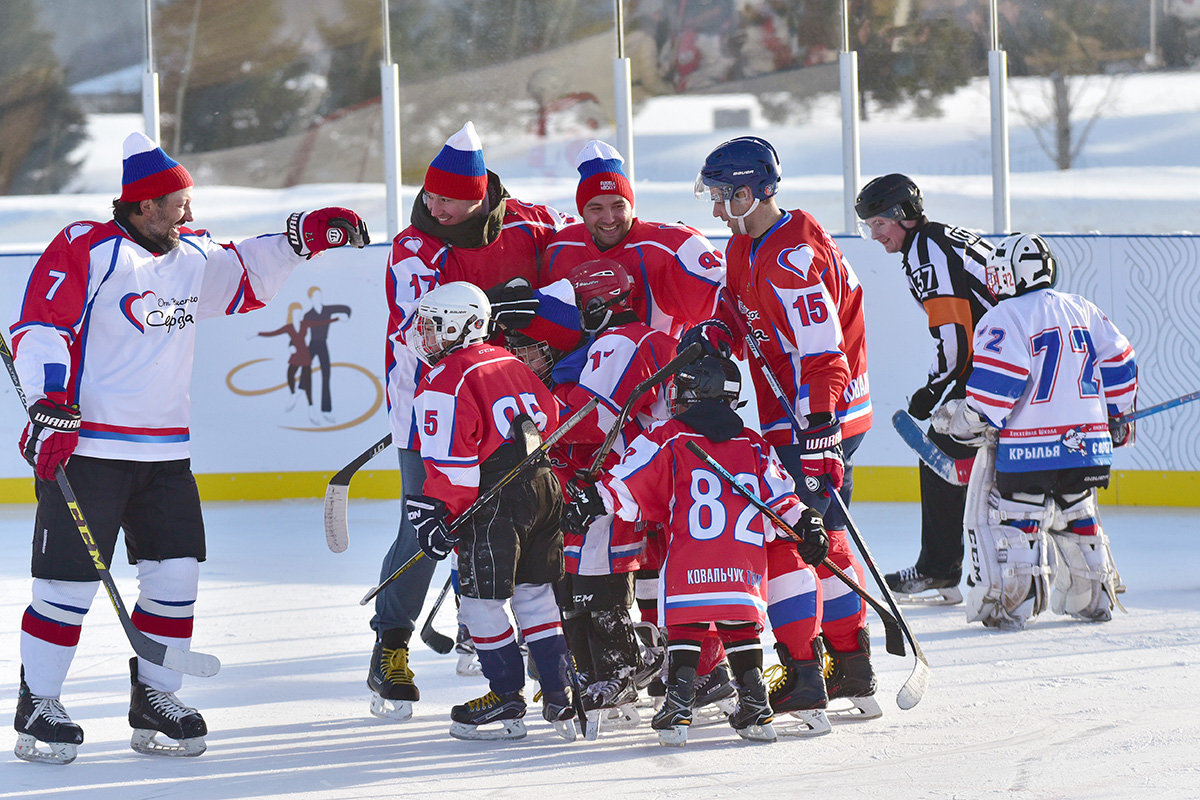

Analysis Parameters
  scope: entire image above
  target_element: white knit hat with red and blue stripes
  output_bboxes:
[424,121,488,201]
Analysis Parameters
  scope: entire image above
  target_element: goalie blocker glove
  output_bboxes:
[19,395,81,481]
[407,495,456,560]
[287,207,370,259]
[797,413,844,491]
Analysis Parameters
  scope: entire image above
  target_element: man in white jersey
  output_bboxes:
[8,132,368,764]
[934,233,1137,631]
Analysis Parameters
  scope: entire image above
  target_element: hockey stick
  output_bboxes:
[891,410,968,486]
[576,342,704,483]
[359,396,604,606]
[894,386,1200,486]
[684,440,906,657]
[0,331,220,678]
[418,576,454,654]
[1112,389,1200,425]
[824,488,929,710]
[718,291,928,708]
[324,432,392,553]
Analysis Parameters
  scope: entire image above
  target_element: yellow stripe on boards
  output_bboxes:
[2,469,1196,506]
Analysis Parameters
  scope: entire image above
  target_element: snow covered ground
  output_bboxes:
[1,498,1197,799]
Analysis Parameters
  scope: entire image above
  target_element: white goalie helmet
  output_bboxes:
[410,281,491,366]
[986,232,1058,300]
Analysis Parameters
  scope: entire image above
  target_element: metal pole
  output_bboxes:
[839,0,861,234]
[613,0,635,181]
[1149,0,1159,66]
[380,0,403,240]
[988,0,1011,234]
[142,0,160,142]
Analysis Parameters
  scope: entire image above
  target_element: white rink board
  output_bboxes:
[2,234,1198,482]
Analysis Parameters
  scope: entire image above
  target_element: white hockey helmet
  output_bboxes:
[410,281,491,365]
[986,232,1058,300]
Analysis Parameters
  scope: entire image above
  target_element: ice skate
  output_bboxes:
[824,632,883,721]
[651,666,696,747]
[368,629,419,721]
[455,624,482,677]
[886,566,963,605]
[728,668,776,743]
[13,669,83,765]
[449,690,527,741]
[690,660,738,725]
[540,690,577,742]
[765,642,831,737]
[581,677,640,737]
[128,658,207,757]
[631,622,667,691]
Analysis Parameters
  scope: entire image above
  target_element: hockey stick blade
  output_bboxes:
[891,410,963,485]
[324,483,350,553]
[826,489,929,709]
[419,577,455,654]
[324,433,393,553]
[1,332,220,678]
[683,441,907,657]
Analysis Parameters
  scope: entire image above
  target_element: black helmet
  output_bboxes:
[672,355,741,414]
[854,173,923,221]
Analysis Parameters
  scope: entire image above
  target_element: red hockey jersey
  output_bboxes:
[602,419,803,627]
[722,209,871,446]
[414,343,558,518]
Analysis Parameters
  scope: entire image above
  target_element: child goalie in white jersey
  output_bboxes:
[934,233,1137,631]
[564,353,830,746]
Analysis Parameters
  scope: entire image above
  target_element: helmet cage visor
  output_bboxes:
[695,173,737,203]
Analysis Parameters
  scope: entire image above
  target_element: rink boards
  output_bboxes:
[2,234,1198,507]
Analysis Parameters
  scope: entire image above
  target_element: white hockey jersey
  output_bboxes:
[10,220,300,462]
[966,288,1137,473]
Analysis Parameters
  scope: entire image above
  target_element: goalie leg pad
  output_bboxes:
[1048,491,1117,621]
[964,445,1053,630]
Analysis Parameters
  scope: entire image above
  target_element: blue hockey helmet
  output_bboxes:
[694,136,781,203]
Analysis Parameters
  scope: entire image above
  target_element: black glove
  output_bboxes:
[563,480,605,535]
[679,319,734,359]
[907,385,942,421]
[793,507,829,566]
[486,278,539,330]
[406,494,455,560]
[1109,416,1132,448]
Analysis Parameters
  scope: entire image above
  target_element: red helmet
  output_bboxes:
[566,258,635,334]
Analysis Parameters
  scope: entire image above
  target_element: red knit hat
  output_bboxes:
[120,132,193,202]
[424,122,488,201]
[574,140,634,214]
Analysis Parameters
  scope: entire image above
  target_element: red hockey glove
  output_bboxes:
[797,413,844,492]
[287,207,370,258]
[19,396,80,481]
